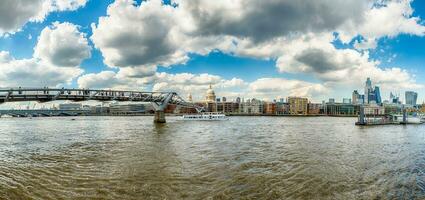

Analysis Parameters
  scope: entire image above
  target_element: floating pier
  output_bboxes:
[356,106,423,126]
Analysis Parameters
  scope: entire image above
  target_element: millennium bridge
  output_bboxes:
[0,88,203,123]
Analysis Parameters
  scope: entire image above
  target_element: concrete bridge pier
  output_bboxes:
[152,93,175,124]
[154,110,166,123]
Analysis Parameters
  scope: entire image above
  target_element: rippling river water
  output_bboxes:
[0,116,425,199]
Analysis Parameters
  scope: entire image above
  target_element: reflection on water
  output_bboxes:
[0,116,425,199]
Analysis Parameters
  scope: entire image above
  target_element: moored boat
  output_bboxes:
[392,114,423,124]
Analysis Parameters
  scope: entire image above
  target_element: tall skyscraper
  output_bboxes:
[390,92,401,104]
[365,78,373,103]
[363,78,381,104]
[405,91,418,106]
[352,90,360,104]
[374,86,382,104]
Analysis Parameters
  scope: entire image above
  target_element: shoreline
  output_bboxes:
[0,114,358,118]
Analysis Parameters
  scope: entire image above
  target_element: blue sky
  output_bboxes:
[0,0,425,103]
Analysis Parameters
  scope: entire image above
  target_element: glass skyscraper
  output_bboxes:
[363,78,382,104]
[405,91,418,106]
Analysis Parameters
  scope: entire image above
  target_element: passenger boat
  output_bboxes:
[392,114,423,124]
[181,112,228,121]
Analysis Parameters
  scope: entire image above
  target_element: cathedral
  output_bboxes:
[205,84,216,102]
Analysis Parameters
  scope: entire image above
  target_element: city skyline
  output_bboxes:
[0,0,425,104]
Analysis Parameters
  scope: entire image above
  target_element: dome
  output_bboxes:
[187,93,193,102]
[206,85,215,95]
[205,84,216,102]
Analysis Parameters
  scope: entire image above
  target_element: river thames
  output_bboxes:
[0,116,424,199]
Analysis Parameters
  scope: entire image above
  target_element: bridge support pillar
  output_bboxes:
[154,110,166,123]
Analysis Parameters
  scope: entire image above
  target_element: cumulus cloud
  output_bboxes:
[77,69,331,102]
[85,0,424,100]
[50,0,88,11]
[91,0,425,64]
[249,78,330,101]
[176,0,367,42]
[78,71,124,89]
[34,22,91,67]
[0,22,90,87]
[91,0,189,69]
[275,33,422,91]
[0,54,83,87]
[0,0,88,35]
[340,0,425,48]
[0,0,44,35]
[77,69,248,100]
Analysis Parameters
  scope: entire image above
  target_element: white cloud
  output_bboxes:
[34,22,91,67]
[91,0,189,69]
[273,33,422,91]
[78,71,124,89]
[248,78,330,101]
[340,0,425,48]
[84,0,425,100]
[50,0,88,11]
[77,70,247,100]
[77,69,332,102]
[0,22,90,87]
[0,0,87,35]
[176,0,368,43]
[0,51,12,63]
[0,56,83,87]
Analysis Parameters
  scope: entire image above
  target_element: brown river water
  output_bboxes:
[0,116,424,199]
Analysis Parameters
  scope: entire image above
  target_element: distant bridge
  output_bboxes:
[0,88,203,123]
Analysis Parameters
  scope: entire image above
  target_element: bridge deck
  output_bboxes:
[0,88,204,122]
[0,88,176,103]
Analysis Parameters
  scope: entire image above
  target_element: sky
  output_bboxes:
[0,0,425,105]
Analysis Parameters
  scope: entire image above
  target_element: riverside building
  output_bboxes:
[288,97,308,115]
[264,102,277,115]
[109,103,145,115]
[240,98,264,114]
[307,103,322,115]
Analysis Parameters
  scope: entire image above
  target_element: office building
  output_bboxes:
[217,102,239,114]
[241,98,264,114]
[264,102,277,115]
[352,90,361,104]
[405,91,418,106]
[276,102,290,115]
[364,78,382,104]
[288,97,308,115]
[325,103,358,116]
[308,103,321,115]
[390,92,401,104]
[109,104,145,115]
[343,98,352,104]
[363,104,385,115]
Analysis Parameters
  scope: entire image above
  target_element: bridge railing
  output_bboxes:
[0,88,173,96]
[0,88,204,112]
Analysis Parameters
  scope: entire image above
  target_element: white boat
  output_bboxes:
[392,114,423,124]
[181,112,229,121]
[419,114,425,123]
